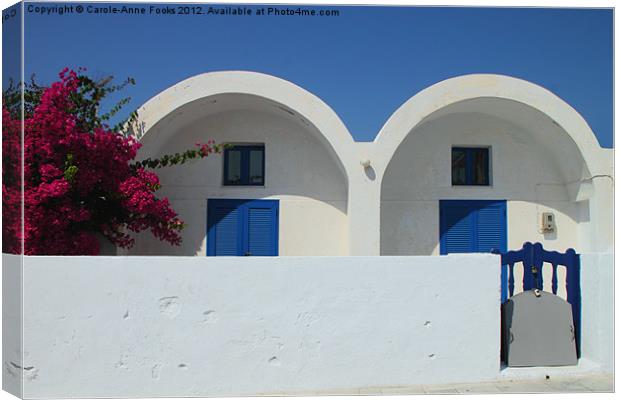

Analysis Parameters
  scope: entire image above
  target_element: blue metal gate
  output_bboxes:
[493,242,581,357]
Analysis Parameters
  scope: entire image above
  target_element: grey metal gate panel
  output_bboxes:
[502,290,577,367]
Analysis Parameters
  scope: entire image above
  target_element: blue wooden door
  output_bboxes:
[440,200,507,255]
[207,199,279,256]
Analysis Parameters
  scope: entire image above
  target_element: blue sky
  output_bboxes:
[4,3,614,147]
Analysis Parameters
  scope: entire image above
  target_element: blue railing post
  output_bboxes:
[522,242,534,291]
[565,249,581,358]
[532,242,545,290]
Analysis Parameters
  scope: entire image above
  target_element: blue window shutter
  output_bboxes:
[440,200,507,255]
[476,201,507,253]
[245,201,278,256]
[440,202,474,254]
[208,199,278,256]
[207,200,243,256]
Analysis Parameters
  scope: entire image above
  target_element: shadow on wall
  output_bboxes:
[364,166,376,181]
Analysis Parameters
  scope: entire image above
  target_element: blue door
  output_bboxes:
[207,199,279,256]
[440,200,507,255]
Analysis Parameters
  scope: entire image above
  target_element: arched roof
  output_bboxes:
[131,70,356,182]
[133,72,609,187]
[374,74,607,179]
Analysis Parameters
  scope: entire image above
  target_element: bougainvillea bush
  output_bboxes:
[2,68,221,255]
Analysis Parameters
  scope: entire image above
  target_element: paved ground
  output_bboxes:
[353,373,614,395]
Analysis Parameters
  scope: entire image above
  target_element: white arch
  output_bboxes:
[130,72,612,255]
[373,74,608,180]
[131,70,357,183]
[373,73,612,254]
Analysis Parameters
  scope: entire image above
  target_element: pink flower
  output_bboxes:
[2,68,188,255]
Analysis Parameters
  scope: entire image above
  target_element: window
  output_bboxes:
[452,147,490,186]
[207,199,279,256]
[439,200,506,255]
[223,145,265,186]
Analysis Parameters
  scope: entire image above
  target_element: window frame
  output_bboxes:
[223,144,265,186]
[451,146,490,186]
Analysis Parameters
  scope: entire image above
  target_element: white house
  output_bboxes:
[122,71,613,258]
[5,72,614,397]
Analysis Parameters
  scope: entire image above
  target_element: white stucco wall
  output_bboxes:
[128,72,611,257]
[374,75,612,256]
[2,254,22,397]
[123,104,349,256]
[3,251,613,398]
[380,106,587,255]
[580,252,614,372]
[12,254,500,398]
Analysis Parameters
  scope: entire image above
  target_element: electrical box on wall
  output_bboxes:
[542,212,556,233]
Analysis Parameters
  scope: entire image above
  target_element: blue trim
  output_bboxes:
[207,199,279,256]
[452,147,490,186]
[223,145,265,186]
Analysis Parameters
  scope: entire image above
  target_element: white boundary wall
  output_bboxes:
[580,252,614,372]
[3,252,612,398]
[6,254,500,398]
